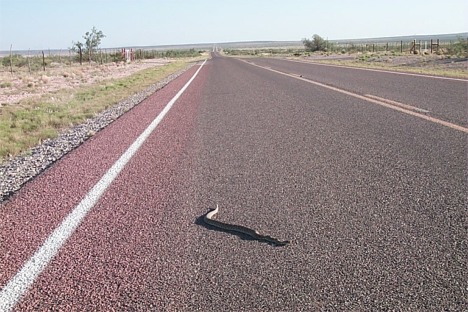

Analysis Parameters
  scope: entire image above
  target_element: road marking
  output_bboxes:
[364,94,430,113]
[242,60,468,134]
[0,59,207,312]
[284,58,468,82]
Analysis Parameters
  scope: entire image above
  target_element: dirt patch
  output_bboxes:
[0,59,172,105]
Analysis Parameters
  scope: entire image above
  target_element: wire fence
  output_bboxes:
[224,37,468,57]
[0,48,203,74]
[328,39,466,54]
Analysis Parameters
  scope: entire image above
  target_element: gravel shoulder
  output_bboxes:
[0,63,194,203]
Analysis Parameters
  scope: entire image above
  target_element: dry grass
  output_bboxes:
[308,59,468,79]
[0,60,192,162]
[287,52,468,79]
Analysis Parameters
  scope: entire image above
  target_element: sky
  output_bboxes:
[0,0,467,51]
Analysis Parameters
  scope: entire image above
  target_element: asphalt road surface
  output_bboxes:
[1,53,467,311]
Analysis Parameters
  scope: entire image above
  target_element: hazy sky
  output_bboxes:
[0,0,466,51]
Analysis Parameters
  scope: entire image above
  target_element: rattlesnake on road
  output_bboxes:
[203,205,290,246]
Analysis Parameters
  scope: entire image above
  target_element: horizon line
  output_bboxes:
[1,31,466,53]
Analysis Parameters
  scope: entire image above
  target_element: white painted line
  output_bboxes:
[242,59,468,134]
[0,59,207,312]
[285,58,468,82]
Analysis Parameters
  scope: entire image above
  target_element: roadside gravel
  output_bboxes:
[0,64,193,203]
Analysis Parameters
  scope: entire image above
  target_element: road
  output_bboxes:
[1,53,467,311]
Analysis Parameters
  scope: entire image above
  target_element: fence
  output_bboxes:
[329,38,466,55]
[0,47,203,74]
[224,38,467,57]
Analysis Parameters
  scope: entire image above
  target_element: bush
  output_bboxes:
[1,54,29,68]
[109,51,125,62]
[303,34,328,52]
[447,37,468,57]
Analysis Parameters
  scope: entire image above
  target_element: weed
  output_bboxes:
[1,54,28,68]
[0,61,189,162]
[310,58,467,79]
[447,37,468,57]
[0,81,12,88]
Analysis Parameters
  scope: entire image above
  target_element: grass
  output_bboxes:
[224,48,468,78]
[303,58,468,79]
[0,82,12,88]
[0,60,192,163]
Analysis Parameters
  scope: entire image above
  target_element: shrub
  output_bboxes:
[110,51,125,62]
[303,34,328,52]
[447,37,468,57]
[1,54,29,68]
[0,81,12,88]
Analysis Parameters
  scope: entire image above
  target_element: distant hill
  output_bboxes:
[108,41,304,50]
[216,41,303,49]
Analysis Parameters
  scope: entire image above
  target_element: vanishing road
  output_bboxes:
[1,53,467,311]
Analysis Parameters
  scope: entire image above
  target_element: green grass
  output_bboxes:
[0,61,191,163]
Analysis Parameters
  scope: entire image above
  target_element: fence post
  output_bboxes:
[400,41,403,53]
[27,49,31,73]
[42,51,46,71]
[410,40,416,54]
[79,46,82,65]
[9,44,13,74]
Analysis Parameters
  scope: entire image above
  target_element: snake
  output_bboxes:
[203,205,290,246]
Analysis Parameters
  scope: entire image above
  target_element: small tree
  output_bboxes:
[303,34,328,52]
[71,27,105,64]
[71,41,83,65]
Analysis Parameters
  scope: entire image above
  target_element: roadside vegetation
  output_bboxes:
[225,34,467,57]
[311,56,467,79]
[71,26,106,65]
[0,60,199,162]
[0,27,209,162]
[2,48,204,72]
[302,34,328,52]
[3,27,205,73]
[223,34,467,79]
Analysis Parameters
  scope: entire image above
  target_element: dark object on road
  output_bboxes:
[202,205,290,247]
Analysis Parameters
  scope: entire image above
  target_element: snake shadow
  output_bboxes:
[195,213,283,246]
[195,214,256,242]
